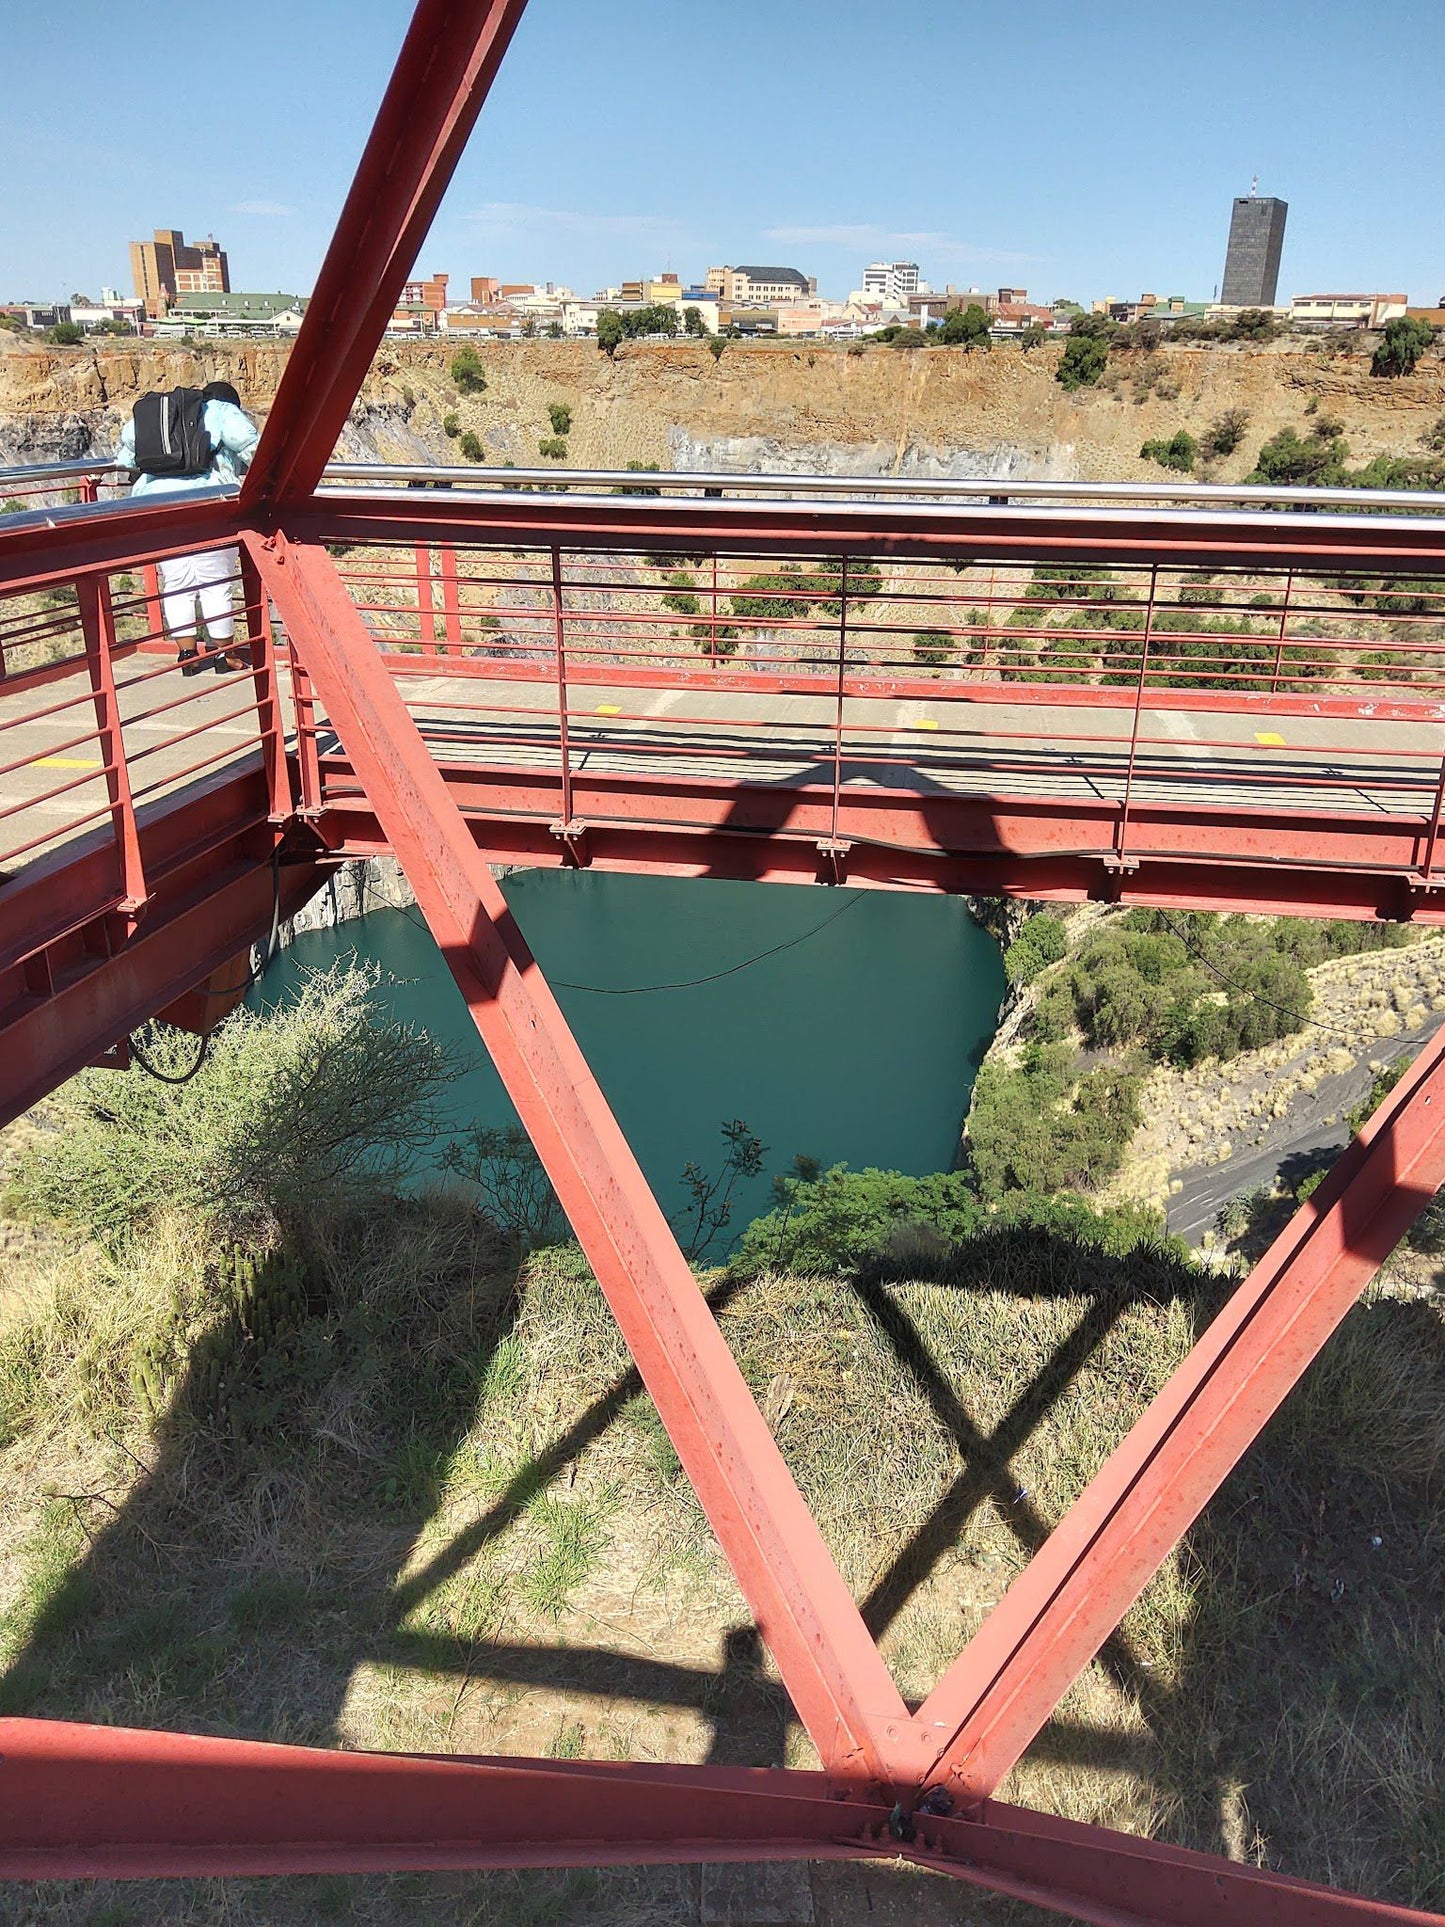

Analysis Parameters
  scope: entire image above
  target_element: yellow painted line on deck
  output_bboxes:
[35,756,101,769]
[596,703,622,716]
[1255,732,1287,747]
[913,718,938,731]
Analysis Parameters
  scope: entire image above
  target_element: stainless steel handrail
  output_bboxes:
[5,454,1445,518]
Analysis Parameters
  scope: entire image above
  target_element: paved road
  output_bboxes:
[1166,1013,1445,1244]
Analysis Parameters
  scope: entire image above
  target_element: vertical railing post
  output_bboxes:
[1420,745,1445,886]
[241,550,295,822]
[1270,568,1295,694]
[76,573,146,922]
[288,643,324,815]
[439,542,463,654]
[142,562,164,648]
[710,551,720,665]
[1112,562,1158,870]
[551,545,574,829]
[415,543,437,655]
[830,558,849,851]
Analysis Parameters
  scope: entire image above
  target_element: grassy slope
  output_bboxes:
[1,1198,1441,1926]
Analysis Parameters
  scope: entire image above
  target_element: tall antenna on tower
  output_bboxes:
[1250,173,1259,197]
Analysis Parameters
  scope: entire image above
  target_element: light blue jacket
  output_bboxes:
[115,397,259,496]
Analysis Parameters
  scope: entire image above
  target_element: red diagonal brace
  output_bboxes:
[916,1017,1445,1800]
[243,0,530,508]
[246,531,922,1788]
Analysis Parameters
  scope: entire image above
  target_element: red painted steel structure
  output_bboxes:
[1,3,1444,1922]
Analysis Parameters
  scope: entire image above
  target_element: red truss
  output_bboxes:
[0,4,1443,1922]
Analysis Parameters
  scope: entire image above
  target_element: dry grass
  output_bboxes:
[1,1201,1442,1924]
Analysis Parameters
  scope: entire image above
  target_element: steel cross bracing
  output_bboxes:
[1,2,1444,1921]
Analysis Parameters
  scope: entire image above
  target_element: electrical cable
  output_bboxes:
[127,1027,212,1084]
[125,849,285,1084]
[390,890,866,994]
[1152,907,1359,1041]
[193,848,286,997]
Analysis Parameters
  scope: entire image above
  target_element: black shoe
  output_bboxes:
[179,650,204,677]
[213,651,239,674]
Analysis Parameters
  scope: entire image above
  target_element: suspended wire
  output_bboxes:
[550,893,866,994]
[1152,908,1358,1041]
[391,891,866,994]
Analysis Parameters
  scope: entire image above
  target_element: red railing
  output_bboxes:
[6,511,1445,931]
[0,543,290,971]
[320,530,1445,885]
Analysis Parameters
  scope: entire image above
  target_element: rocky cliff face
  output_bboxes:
[2,334,1441,482]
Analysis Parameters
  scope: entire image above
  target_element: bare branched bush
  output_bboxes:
[11,962,461,1250]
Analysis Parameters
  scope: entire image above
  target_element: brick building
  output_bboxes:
[129,229,229,319]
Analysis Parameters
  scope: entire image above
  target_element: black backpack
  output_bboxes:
[131,387,213,478]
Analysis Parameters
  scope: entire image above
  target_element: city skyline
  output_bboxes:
[3,0,1441,307]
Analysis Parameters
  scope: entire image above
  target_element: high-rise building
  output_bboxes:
[129,229,230,318]
[862,261,921,303]
[1220,195,1287,307]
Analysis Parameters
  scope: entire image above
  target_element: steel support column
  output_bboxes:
[246,531,923,1789]
[915,1016,1445,1799]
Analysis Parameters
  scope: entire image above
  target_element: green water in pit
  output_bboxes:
[255,870,1005,1245]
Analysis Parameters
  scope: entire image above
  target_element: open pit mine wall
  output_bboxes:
[2,336,1442,484]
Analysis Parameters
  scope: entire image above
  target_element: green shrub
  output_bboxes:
[537,436,568,459]
[46,321,84,346]
[442,411,460,438]
[735,1164,984,1274]
[450,346,487,394]
[457,430,484,462]
[967,1043,1143,1199]
[912,630,955,665]
[1056,315,1115,391]
[1202,408,1250,457]
[1249,424,1349,486]
[10,963,460,1250]
[1140,430,1197,473]
[1372,316,1434,378]
[660,568,701,617]
[939,303,991,350]
[1041,910,1409,1070]
[1003,911,1069,986]
[547,401,572,436]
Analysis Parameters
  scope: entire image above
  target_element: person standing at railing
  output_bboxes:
[114,380,259,676]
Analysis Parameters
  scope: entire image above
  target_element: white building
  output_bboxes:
[862,260,921,303]
[1290,293,1409,328]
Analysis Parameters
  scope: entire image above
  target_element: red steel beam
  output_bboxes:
[294,487,1445,575]
[0,843,326,1127]
[3,1720,1437,1926]
[246,530,925,1789]
[313,757,1445,923]
[915,1016,1445,1800]
[0,494,246,596]
[244,0,531,508]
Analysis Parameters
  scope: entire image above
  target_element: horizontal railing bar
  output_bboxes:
[321,462,1445,515]
[5,455,1445,519]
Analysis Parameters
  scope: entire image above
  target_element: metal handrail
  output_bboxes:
[5,454,1445,517]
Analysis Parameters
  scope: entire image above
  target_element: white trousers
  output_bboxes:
[159,547,238,643]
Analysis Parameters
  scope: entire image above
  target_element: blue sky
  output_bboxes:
[4,0,1441,308]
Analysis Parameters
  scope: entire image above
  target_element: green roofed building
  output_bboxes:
[155,291,308,336]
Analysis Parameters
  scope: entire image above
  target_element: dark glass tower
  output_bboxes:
[1221,196,1288,306]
